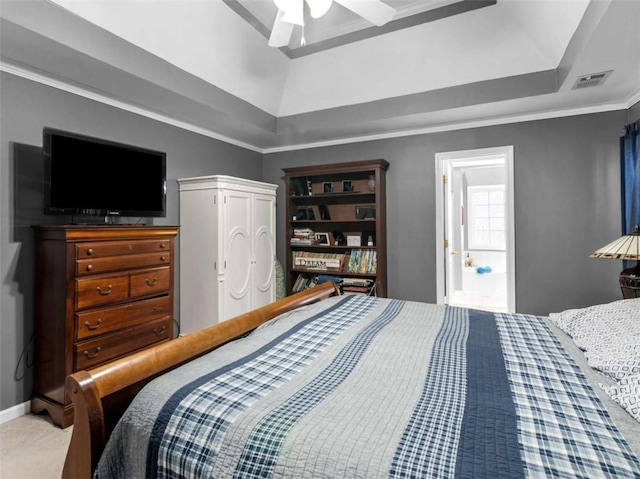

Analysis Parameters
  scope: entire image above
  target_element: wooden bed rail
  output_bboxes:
[62,282,340,479]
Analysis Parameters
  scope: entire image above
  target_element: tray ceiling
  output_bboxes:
[1,0,638,152]
[226,0,495,57]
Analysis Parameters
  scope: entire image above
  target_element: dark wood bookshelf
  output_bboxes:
[283,159,389,297]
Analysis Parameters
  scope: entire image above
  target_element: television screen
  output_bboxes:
[43,128,167,218]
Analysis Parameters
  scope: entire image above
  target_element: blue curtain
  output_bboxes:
[621,120,640,235]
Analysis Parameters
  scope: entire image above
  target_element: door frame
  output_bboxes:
[435,146,516,313]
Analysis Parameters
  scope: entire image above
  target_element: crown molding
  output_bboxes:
[0,60,263,153]
[3,60,637,155]
[627,88,640,110]
[263,101,634,153]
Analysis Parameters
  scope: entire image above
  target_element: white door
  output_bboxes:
[223,189,252,320]
[253,193,275,308]
[435,146,516,313]
[442,165,465,309]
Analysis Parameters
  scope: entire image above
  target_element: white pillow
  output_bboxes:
[548,298,640,381]
[601,374,640,423]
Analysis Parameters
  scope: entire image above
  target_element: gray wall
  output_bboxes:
[264,111,626,316]
[0,72,262,412]
[629,101,640,123]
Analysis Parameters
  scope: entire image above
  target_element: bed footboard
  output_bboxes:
[62,282,340,479]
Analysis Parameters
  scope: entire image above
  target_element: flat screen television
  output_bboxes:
[43,128,167,218]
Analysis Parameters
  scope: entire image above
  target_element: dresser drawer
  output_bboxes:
[76,239,171,260]
[76,252,171,276]
[74,318,172,370]
[130,267,171,299]
[75,296,171,340]
[76,273,129,310]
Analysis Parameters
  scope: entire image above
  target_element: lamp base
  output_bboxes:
[619,264,640,298]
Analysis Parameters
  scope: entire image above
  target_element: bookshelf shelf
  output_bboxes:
[290,220,377,226]
[283,159,389,297]
[290,245,377,251]
[290,192,376,205]
[291,268,377,278]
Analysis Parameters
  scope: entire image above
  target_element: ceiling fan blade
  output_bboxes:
[268,10,295,47]
[335,0,396,26]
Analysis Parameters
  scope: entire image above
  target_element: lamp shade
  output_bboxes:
[590,228,640,260]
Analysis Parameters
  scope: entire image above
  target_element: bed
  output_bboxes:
[62,282,640,478]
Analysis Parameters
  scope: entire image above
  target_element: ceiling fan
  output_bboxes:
[268,0,396,48]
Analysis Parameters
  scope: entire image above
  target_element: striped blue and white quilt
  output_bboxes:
[95,295,640,478]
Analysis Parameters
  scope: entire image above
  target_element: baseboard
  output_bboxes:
[0,401,30,425]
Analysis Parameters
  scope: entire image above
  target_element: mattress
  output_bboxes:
[95,294,640,478]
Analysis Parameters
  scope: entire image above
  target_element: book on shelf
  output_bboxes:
[292,251,346,271]
[342,286,371,293]
[291,273,314,293]
[292,270,376,295]
[316,274,342,284]
[291,273,327,293]
[344,249,377,274]
[291,274,305,292]
[293,227,314,237]
[342,278,376,296]
[343,277,373,287]
[290,227,316,246]
[291,250,376,274]
[290,238,315,246]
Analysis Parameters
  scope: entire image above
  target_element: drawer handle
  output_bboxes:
[160,243,166,249]
[84,347,102,359]
[87,248,93,256]
[86,264,93,272]
[96,285,112,295]
[160,256,167,262]
[154,326,166,335]
[84,319,102,331]
[146,277,159,286]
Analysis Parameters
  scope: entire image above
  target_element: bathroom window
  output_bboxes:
[467,185,505,250]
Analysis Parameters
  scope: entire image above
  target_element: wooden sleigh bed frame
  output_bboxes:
[62,282,340,479]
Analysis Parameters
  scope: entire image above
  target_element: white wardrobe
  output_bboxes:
[177,175,277,334]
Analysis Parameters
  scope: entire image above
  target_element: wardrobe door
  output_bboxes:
[222,188,252,321]
[253,192,276,308]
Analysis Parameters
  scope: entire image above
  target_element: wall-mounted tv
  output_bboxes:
[43,128,167,218]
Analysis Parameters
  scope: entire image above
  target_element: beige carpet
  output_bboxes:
[0,413,71,478]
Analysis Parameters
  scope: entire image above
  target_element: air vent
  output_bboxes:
[572,70,612,90]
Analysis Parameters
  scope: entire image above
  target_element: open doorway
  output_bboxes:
[435,146,515,313]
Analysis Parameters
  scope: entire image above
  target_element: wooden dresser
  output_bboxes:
[31,225,178,428]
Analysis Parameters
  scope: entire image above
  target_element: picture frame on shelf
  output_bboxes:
[332,231,346,245]
[362,231,375,246]
[310,205,322,221]
[291,177,310,196]
[342,180,354,192]
[346,233,362,246]
[315,232,330,245]
[355,204,376,220]
[294,206,315,221]
[318,204,331,220]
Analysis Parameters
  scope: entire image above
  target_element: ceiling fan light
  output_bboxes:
[274,0,294,11]
[307,0,333,18]
[280,0,305,25]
